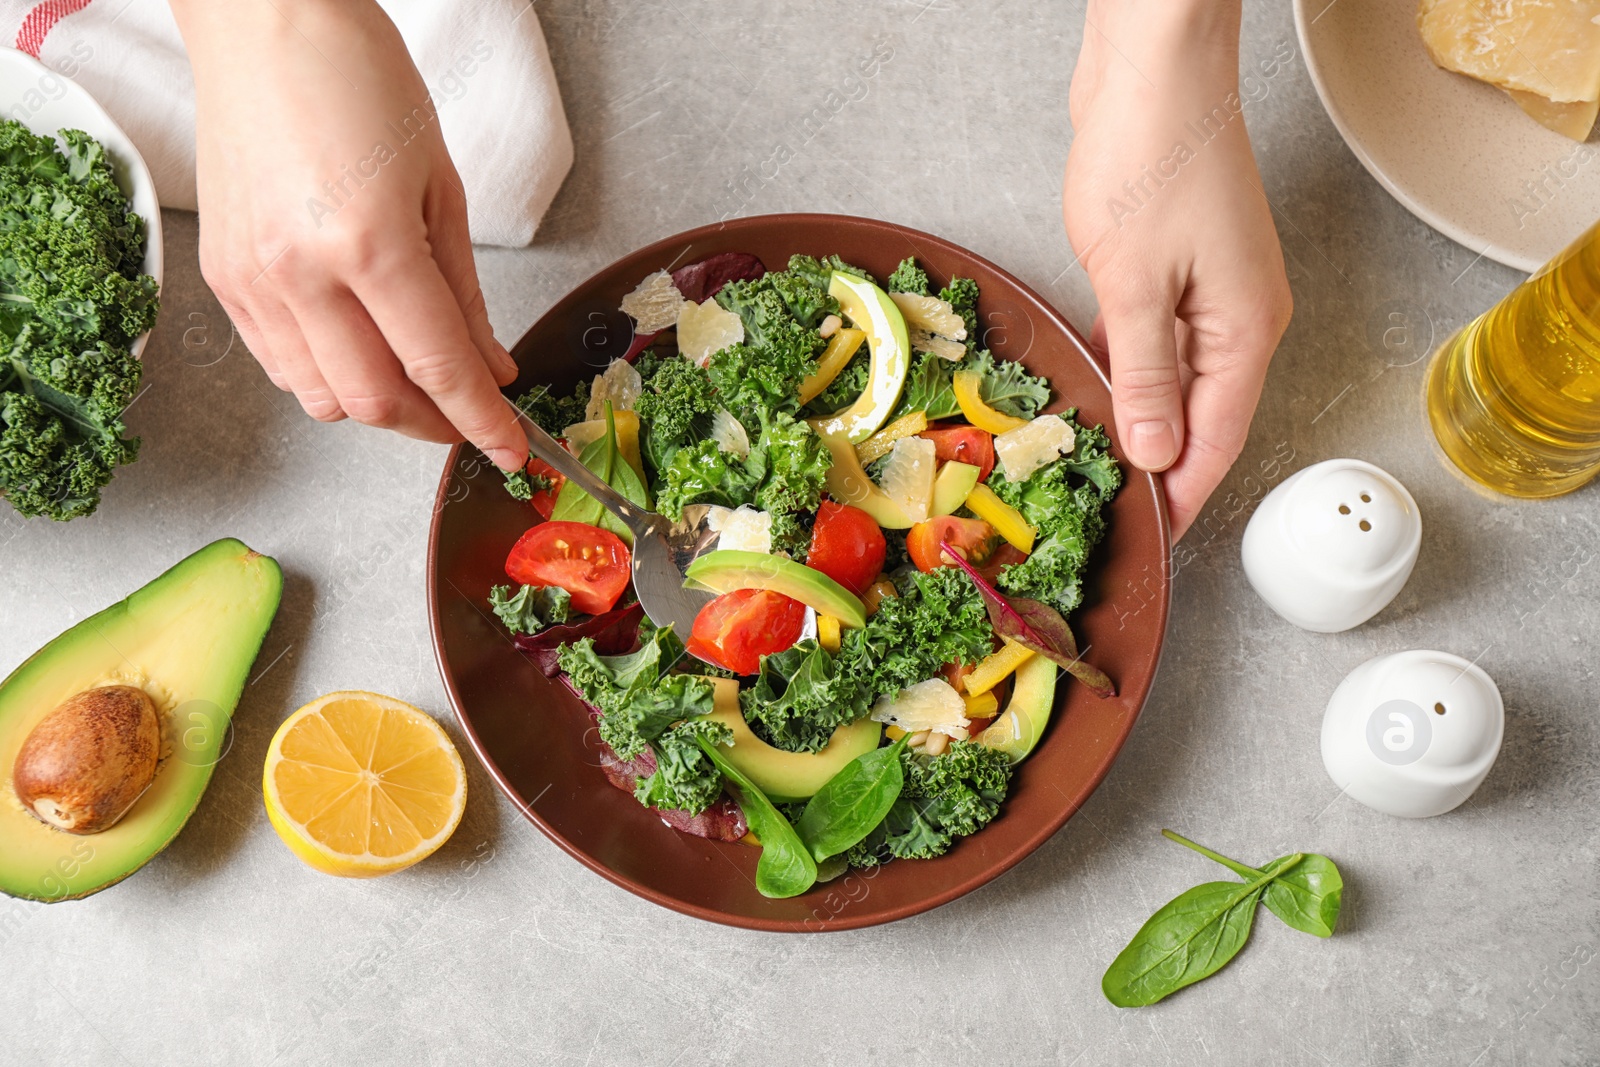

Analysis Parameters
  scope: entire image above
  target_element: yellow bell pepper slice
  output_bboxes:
[965,640,1036,697]
[963,689,999,720]
[964,483,1036,553]
[953,370,1028,435]
[817,613,842,653]
[855,410,928,466]
[798,327,866,405]
[884,724,907,741]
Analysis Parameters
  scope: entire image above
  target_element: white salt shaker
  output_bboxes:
[1320,650,1504,818]
[1241,458,1421,633]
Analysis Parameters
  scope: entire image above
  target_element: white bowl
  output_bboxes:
[0,46,162,357]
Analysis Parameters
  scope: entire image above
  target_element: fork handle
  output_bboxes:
[506,400,656,538]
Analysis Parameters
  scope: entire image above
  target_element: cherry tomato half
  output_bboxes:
[975,541,1029,584]
[906,516,998,574]
[525,454,566,520]
[686,589,806,675]
[920,424,996,482]
[805,499,887,596]
[505,521,631,615]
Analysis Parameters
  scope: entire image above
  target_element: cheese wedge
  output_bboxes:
[1506,87,1600,140]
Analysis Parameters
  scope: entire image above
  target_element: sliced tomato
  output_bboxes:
[686,589,807,675]
[505,521,631,615]
[525,454,566,520]
[920,424,996,482]
[975,541,1029,583]
[805,499,887,596]
[907,516,997,574]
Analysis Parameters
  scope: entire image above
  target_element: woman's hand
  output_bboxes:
[170,0,528,471]
[1064,0,1292,539]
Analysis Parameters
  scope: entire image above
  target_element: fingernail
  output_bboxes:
[488,447,523,472]
[1128,420,1177,470]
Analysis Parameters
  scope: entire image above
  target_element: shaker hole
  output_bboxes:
[1433,702,1446,715]
[1359,519,1372,532]
[1360,493,1372,503]
[1338,504,1351,514]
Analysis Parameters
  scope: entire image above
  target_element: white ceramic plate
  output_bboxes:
[0,46,162,356]
[1294,0,1600,273]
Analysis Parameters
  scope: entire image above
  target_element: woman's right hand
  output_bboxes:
[170,0,530,472]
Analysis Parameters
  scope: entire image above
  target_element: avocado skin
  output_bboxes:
[0,539,283,902]
[975,653,1059,762]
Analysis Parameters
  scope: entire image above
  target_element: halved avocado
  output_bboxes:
[702,679,881,802]
[975,653,1058,762]
[816,429,915,530]
[809,272,910,443]
[0,539,282,901]
[685,549,866,628]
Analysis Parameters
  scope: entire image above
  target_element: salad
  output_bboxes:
[488,251,1121,899]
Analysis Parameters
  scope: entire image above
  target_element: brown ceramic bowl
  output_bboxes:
[427,214,1171,931]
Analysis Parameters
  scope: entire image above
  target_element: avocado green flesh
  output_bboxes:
[975,653,1058,762]
[811,272,910,443]
[0,539,282,901]
[931,461,981,516]
[685,549,866,628]
[815,430,914,530]
[703,679,881,802]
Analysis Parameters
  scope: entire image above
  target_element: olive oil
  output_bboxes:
[1426,221,1600,497]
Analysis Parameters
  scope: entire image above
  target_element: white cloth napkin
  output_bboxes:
[3,0,573,247]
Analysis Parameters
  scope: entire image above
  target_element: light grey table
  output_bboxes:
[4,3,1597,1065]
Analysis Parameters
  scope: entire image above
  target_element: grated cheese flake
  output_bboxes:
[994,415,1076,483]
[619,270,690,333]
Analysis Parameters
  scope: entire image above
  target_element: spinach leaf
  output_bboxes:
[549,403,651,542]
[696,734,817,899]
[796,736,908,861]
[1102,853,1302,1007]
[1162,830,1344,939]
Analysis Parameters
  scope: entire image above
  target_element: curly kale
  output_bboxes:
[633,350,716,474]
[512,380,590,436]
[839,566,994,703]
[0,123,160,521]
[846,740,1014,866]
[654,437,764,519]
[890,348,1050,424]
[786,253,876,291]
[487,583,571,635]
[750,411,829,556]
[633,720,732,816]
[887,257,931,296]
[740,640,869,753]
[986,416,1121,614]
[557,625,713,761]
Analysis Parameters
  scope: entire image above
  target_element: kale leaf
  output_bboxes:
[846,741,1015,865]
[887,257,931,296]
[838,566,994,702]
[633,720,732,815]
[938,276,980,340]
[557,625,714,760]
[786,253,876,290]
[740,640,870,753]
[750,411,829,556]
[986,416,1121,614]
[0,123,160,520]
[634,350,717,474]
[488,583,571,635]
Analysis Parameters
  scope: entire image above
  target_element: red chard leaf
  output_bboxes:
[671,252,766,303]
[941,541,1116,698]
[514,602,644,676]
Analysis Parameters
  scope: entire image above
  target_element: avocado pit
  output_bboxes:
[12,685,160,834]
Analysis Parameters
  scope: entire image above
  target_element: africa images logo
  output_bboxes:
[1365,699,1432,766]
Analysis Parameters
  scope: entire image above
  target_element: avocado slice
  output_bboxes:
[975,653,1058,762]
[702,679,881,801]
[815,428,915,530]
[810,272,910,443]
[685,549,867,628]
[931,461,981,516]
[0,539,282,901]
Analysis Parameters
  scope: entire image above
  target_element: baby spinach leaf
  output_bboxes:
[696,734,817,899]
[550,403,651,542]
[1102,853,1302,1007]
[796,735,909,861]
[1161,830,1344,939]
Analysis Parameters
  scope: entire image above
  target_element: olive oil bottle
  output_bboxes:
[1427,220,1600,498]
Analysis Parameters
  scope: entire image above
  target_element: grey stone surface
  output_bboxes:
[3,2,1597,1065]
